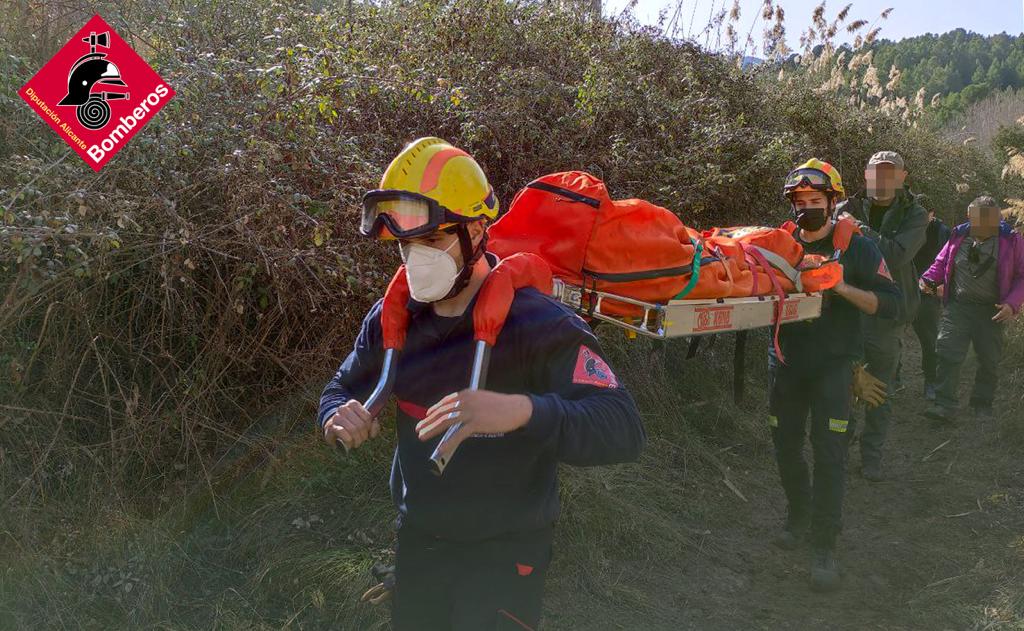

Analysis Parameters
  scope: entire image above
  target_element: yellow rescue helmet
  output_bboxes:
[783,158,845,200]
[365,137,499,240]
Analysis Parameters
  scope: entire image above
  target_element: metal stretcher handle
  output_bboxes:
[364,348,398,417]
[552,278,667,338]
[335,348,398,453]
[429,340,491,476]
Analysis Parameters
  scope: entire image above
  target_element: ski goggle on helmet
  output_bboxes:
[360,190,489,239]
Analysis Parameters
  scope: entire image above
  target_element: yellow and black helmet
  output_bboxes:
[783,158,846,200]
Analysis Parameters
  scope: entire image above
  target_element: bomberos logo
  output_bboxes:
[18,14,175,171]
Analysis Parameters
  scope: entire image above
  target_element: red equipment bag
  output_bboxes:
[488,172,697,316]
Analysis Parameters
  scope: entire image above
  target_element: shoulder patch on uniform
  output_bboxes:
[877,257,893,281]
[572,345,619,388]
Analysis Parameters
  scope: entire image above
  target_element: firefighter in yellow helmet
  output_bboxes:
[360,137,500,302]
[319,138,644,628]
[769,159,899,592]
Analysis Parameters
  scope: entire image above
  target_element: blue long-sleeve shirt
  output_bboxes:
[318,280,646,542]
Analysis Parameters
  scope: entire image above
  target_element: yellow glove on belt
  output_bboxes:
[852,363,887,408]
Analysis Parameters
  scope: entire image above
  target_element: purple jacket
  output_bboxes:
[922,220,1024,313]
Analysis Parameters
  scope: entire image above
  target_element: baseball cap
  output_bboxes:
[868,151,905,170]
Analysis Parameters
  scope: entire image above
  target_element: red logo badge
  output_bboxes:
[877,258,893,281]
[18,15,175,171]
[572,345,618,388]
[694,306,733,332]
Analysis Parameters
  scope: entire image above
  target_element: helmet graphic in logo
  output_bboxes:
[57,31,130,130]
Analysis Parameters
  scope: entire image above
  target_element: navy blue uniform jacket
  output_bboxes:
[318,281,646,543]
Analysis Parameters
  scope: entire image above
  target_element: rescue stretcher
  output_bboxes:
[549,277,823,339]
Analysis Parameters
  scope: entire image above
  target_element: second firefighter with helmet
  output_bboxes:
[320,137,646,629]
[769,159,900,592]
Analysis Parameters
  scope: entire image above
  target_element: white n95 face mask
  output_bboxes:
[400,238,462,303]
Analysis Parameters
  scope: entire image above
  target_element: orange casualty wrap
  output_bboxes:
[698,226,807,297]
[685,228,753,298]
[489,171,697,317]
[485,170,858,311]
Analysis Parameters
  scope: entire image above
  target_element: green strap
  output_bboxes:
[673,238,703,300]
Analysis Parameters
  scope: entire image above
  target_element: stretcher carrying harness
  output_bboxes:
[350,253,554,474]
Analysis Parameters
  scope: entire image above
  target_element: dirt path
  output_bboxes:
[631,331,1024,629]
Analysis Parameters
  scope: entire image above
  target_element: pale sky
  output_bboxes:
[606,0,1024,51]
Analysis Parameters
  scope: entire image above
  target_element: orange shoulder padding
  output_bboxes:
[473,253,553,346]
[832,217,860,253]
[379,254,554,350]
[381,266,412,350]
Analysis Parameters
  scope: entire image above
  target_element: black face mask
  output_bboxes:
[794,207,829,232]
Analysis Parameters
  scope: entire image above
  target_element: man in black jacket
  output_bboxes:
[838,151,926,481]
[319,137,646,630]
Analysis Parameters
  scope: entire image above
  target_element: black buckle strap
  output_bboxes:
[527,181,602,208]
